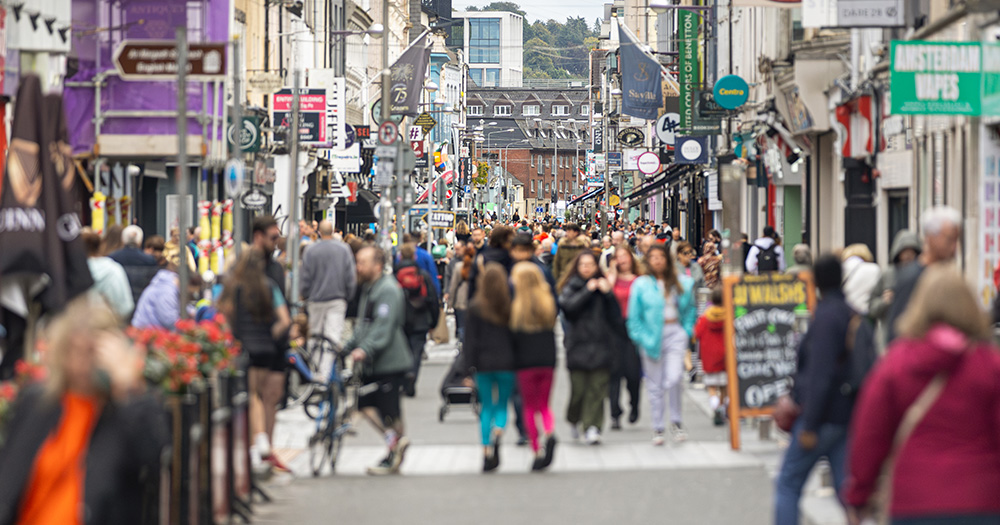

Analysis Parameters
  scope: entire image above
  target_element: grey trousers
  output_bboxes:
[641,323,688,432]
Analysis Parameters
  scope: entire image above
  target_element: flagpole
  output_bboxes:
[176,26,190,320]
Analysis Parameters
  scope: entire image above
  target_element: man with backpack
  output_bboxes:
[394,243,441,397]
[746,225,786,274]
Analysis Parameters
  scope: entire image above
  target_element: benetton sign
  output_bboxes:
[678,11,700,129]
[890,41,1000,116]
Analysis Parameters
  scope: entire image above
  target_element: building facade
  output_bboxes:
[450,11,523,88]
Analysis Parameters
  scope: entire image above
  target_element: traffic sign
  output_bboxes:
[113,40,226,80]
[414,112,438,135]
[378,121,398,146]
[637,151,661,175]
[446,189,454,199]
[656,112,680,146]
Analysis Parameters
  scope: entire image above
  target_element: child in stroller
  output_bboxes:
[438,349,481,421]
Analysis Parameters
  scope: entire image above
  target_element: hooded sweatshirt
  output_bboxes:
[845,324,1000,518]
[88,257,135,320]
[694,305,727,374]
[131,270,179,330]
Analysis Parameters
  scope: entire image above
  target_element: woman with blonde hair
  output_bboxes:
[841,243,881,315]
[0,299,167,524]
[510,262,559,471]
[845,266,1000,524]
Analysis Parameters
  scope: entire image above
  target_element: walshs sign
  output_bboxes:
[723,272,814,450]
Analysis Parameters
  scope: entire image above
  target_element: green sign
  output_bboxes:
[678,10,700,129]
[226,115,261,153]
[890,41,999,116]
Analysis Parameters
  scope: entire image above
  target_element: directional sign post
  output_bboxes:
[114,41,226,80]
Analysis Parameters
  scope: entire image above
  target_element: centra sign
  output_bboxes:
[713,75,749,110]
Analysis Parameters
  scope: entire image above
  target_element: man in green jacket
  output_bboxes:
[348,246,413,475]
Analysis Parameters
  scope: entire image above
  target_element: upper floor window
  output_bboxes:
[552,105,569,116]
[469,19,501,63]
[468,105,483,116]
[524,104,540,116]
[494,105,511,116]
[580,105,590,116]
[485,69,500,87]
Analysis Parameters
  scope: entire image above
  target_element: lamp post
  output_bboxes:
[424,80,439,257]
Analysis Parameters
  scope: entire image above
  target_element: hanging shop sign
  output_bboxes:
[676,136,709,164]
[713,75,750,110]
[617,127,645,147]
[240,188,268,210]
[723,272,815,450]
[637,151,661,175]
[678,10,700,129]
[889,41,1000,116]
[803,0,905,28]
[224,159,245,197]
[415,112,438,135]
[226,115,261,153]
[608,151,623,169]
[113,41,226,80]
[272,88,328,145]
[656,112,680,146]
[593,126,605,151]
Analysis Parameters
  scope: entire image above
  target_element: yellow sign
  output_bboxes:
[610,195,620,206]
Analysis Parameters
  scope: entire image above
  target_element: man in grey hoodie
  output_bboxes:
[869,229,921,346]
[300,221,357,347]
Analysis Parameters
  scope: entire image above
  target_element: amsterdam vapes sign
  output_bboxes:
[890,41,1000,116]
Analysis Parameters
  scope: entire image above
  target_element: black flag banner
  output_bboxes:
[390,31,433,117]
[0,75,93,373]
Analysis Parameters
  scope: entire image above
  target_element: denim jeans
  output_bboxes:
[774,418,848,525]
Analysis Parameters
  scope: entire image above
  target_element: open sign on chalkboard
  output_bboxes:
[723,272,815,450]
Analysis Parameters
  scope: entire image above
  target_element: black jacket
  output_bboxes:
[512,329,557,370]
[393,260,440,335]
[462,305,515,373]
[0,387,169,525]
[109,248,159,306]
[558,275,627,371]
[793,289,856,431]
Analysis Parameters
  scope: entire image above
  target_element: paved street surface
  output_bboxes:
[254,328,841,524]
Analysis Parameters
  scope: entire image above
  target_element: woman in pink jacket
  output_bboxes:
[845,266,1000,525]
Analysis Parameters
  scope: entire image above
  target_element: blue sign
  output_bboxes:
[676,136,709,164]
[713,75,749,110]
[344,124,357,149]
[464,185,471,193]
[535,207,544,213]
[608,151,623,169]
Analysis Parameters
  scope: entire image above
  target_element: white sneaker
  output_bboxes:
[670,422,687,442]
[584,426,601,445]
[255,432,271,458]
[652,431,665,446]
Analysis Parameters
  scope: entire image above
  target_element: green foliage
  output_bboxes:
[474,162,490,186]
[462,3,599,79]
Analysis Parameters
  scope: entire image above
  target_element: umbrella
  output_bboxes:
[0,75,93,376]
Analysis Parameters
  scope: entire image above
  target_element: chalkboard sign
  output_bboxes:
[723,272,814,450]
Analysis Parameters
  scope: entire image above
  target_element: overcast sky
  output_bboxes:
[452,0,605,26]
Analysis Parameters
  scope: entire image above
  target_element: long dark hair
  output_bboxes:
[558,250,603,291]
[646,244,680,294]
[470,262,510,325]
[218,248,274,323]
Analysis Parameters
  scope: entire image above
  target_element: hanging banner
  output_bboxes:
[390,32,432,116]
[678,10,700,129]
[618,21,662,121]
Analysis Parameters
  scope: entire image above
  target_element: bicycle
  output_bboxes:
[285,335,333,409]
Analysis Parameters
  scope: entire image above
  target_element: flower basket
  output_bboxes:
[128,315,240,395]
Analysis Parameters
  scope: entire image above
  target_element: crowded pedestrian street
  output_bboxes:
[7,0,1000,523]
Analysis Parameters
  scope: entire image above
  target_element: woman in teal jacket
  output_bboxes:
[626,244,697,445]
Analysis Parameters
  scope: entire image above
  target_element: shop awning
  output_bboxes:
[624,165,692,201]
[568,186,603,205]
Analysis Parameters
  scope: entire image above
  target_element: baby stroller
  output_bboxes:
[438,350,481,422]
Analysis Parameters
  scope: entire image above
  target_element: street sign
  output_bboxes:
[224,159,245,197]
[272,88,328,145]
[376,144,398,160]
[227,115,261,153]
[656,112,681,146]
[374,158,394,188]
[423,210,456,229]
[617,127,645,147]
[247,72,283,94]
[637,151,661,175]
[608,151,623,169]
[414,112,438,134]
[465,185,471,193]
[113,40,226,80]
[378,121,398,146]
[240,188,268,210]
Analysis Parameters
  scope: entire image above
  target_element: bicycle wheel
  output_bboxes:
[308,389,340,476]
[300,336,337,417]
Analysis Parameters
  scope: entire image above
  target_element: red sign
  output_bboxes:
[446,189,453,199]
[272,93,327,112]
[355,126,371,139]
[410,140,424,157]
[347,182,358,203]
[272,88,327,145]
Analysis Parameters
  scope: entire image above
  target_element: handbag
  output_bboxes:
[431,308,449,344]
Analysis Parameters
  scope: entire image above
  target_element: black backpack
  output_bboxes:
[756,243,779,272]
[841,314,878,396]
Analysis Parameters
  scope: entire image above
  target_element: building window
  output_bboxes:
[469,68,484,86]
[536,155,543,174]
[545,183,550,195]
[469,18,501,64]
[530,179,535,192]
[485,69,500,87]
[494,104,511,116]
[552,104,569,116]
[468,105,483,116]
[580,105,589,116]
[524,104,540,116]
